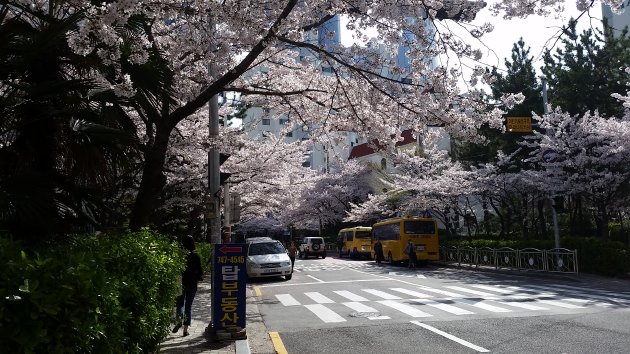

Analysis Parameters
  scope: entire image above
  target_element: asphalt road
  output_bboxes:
[249,256,630,354]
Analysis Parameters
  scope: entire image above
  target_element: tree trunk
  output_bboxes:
[129,126,171,230]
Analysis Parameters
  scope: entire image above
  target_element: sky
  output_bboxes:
[340,1,604,74]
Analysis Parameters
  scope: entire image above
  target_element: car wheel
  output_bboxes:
[285,273,292,280]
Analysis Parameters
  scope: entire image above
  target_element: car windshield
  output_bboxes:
[310,238,323,244]
[248,242,286,256]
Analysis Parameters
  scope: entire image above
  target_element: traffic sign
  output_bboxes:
[506,117,532,133]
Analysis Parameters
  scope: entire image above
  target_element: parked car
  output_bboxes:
[246,239,293,280]
[298,237,327,259]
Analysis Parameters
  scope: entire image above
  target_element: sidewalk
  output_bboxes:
[159,276,276,354]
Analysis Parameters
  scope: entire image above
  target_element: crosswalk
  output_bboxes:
[270,282,630,324]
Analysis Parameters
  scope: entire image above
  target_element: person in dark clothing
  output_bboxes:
[373,240,384,264]
[336,236,344,257]
[172,236,203,337]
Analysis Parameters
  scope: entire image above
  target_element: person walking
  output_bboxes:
[172,235,203,337]
[336,236,344,258]
[287,241,297,270]
[404,239,417,269]
[373,240,384,264]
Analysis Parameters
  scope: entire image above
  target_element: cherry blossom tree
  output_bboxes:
[4,0,627,232]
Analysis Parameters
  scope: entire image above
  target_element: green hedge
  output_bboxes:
[0,230,185,354]
[443,237,630,276]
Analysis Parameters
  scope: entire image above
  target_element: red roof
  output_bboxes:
[348,129,416,159]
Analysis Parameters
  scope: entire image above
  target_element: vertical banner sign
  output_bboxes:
[212,243,247,331]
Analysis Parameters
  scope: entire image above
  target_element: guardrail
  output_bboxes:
[440,246,578,274]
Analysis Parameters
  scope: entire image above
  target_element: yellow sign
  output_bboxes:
[506,117,532,133]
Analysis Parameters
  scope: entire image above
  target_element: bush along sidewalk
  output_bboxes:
[0,229,188,354]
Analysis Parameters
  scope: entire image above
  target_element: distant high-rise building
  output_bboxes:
[602,1,630,36]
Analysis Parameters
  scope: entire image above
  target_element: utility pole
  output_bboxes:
[207,18,221,245]
[541,77,561,251]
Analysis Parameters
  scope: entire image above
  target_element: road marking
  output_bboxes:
[415,285,466,297]
[389,288,434,298]
[254,286,262,297]
[334,290,369,302]
[538,300,586,309]
[410,299,475,315]
[447,286,498,297]
[304,304,347,323]
[378,300,432,317]
[471,284,514,294]
[362,289,402,300]
[498,300,548,311]
[275,294,300,306]
[411,321,490,353]
[305,292,334,303]
[417,274,426,279]
[269,332,288,354]
[342,301,389,319]
[307,275,324,282]
[456,299,512,313]
[257,278,389,288]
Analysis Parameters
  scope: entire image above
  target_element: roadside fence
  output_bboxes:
[440,246,578,274]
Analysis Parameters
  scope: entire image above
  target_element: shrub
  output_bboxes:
[0,230,184,353]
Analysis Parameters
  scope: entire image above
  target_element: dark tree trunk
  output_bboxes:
[129,125,172,230]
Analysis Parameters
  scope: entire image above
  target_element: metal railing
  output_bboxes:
[440,246,578,274]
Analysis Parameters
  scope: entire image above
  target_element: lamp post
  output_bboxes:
[207,18,221,245]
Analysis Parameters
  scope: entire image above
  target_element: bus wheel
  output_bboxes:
[387,252,394,264]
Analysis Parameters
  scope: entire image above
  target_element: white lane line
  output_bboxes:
[456,299,512,313]
[389,288,434,298]
[275,294,301,306]
[377,300,432,317]
[334,290,369,302]
[362,289,402,300]
[498,301,549,311]
[447,286,498,297]
[538,300,586,309]
[307,275,324,282]
[471,284,515,294]
[409,299,475,315]
[411,321,490,353]
[304,304,346,323]
[305,292,334,304]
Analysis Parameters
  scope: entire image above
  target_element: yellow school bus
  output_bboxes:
[337,227,372,258]
[371,217,439,263]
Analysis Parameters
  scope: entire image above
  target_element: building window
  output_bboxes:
[322,67,333,73]
[302,161,311,167]
[286,131,293,137]
[401,77,412,84]
[279,118,288,125]
[262,118,270,125]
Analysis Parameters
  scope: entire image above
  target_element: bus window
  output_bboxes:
[355,231,371,239]
[372,223,400,240]
[346,232,353,241]
[404,220,436,235]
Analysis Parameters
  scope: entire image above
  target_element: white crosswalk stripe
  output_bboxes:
[389,288,434,298]
[334,290,369,302]
[447,286,499,297]
[305,292,335,303]
[455,299,512,313]
[362,289,402,300]
[275,294,300,306]
[305,304,346,323]
[377,300,432,317]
